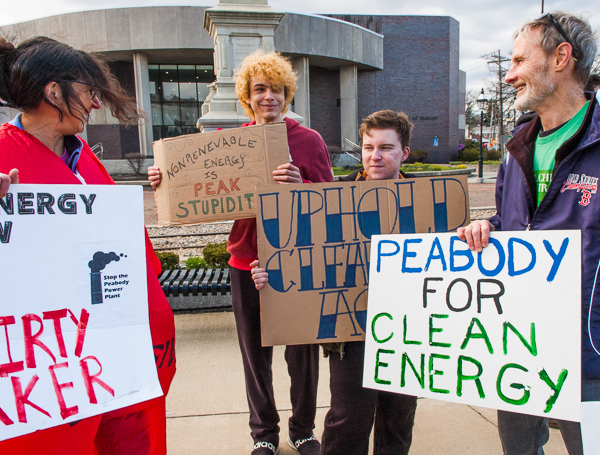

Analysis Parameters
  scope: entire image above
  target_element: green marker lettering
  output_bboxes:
[372,313,394,344]
[401,352,425,388]
[403,315,422,345]
[176,202,189,218]
[457,355,485,398]
[461,317,494,354]
[538,369,568,413]
[429,353,450,394]
[496,363,530,406]
[503,322,537,356]
[429,314,451,348]
[374,349,395,385]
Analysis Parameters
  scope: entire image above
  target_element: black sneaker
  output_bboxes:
[287,434,321,455]
[251,441,279,455]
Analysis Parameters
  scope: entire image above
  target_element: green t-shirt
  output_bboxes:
[533,101,589,207]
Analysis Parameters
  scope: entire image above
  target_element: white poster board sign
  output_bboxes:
[0,184,161,440]
[364,231,581,421]
[581,402,600,454]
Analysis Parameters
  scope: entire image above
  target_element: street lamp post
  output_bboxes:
[477,89,488,182]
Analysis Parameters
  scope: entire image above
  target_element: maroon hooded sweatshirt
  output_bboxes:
[227,117,333,270]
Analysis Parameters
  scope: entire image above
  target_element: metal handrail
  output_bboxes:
[343,137,361,152]
[91,142,103,160]
[342,138,361,162]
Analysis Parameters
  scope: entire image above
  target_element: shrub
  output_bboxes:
[185,256,208,269]
[405,150,428,164]
[463,140,480,150]
[156,252,179,270]
[202,241,231,268]
[327,145,342,154]
[486,149,502,161]
[457,148,481,162]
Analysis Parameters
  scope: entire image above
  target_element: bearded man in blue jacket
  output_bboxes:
[458,11,599,455]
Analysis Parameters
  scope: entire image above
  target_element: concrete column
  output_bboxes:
[198,0,286,130]
[340,64,358,147]
[292,57,310,128]
[133,52,153,156]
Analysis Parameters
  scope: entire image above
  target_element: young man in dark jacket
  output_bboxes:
[458,11,599,455]
[149,51,332,455]
[253,110,419,455]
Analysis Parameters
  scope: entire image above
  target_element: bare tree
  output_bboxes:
[124,153,146,176]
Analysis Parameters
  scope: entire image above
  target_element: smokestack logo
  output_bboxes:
[89,251,126,304]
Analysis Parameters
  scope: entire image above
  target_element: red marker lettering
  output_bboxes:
[67,309,90,358]
[229,178,240,192]
[0,316,24,377]
[80,356,114,404]
[49,362,79,419]
[43,309,68,358]
[22,314,56,368]
[0,406,13,425]
[11,375,51,423]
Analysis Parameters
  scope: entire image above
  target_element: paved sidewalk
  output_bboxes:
[166,312,569,454]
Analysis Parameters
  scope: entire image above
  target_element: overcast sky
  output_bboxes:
[1,0,598,93]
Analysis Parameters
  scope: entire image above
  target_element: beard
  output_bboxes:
[514,61,556,112]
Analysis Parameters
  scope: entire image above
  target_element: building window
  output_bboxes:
[149,64,216,141]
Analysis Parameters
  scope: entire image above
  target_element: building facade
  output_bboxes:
[0,6,465,162]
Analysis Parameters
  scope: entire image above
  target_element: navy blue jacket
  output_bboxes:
[489,92,600,380]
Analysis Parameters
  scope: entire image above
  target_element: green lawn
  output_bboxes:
[332,163,468,176]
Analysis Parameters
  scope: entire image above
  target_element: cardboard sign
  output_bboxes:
[0,184,161,440]
[256,175,470,346]
[363,231,581,421]
[153,122,290,225]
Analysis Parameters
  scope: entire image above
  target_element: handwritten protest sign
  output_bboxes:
[0,184,161,441]
[363,231,581,421]
[153,122,289,225]
[256,176,470,346]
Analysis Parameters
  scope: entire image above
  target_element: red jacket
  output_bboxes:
[0,124,175,426]
[227,117,333,270]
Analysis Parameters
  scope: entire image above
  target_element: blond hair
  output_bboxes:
[234,50,297,119]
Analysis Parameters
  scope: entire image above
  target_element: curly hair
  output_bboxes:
[234,50,296,120]
[359,110,414,149]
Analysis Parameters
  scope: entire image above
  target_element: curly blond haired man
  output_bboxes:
[150,51,332,455]
[231,50,332,455]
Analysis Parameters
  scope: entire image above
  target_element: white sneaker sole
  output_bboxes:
[287,436,299,452]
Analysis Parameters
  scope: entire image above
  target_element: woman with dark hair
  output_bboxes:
[0,37,176,454]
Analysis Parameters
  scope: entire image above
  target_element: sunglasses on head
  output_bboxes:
[538,13,579,62]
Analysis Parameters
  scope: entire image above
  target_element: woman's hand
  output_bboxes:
[0,169,19,198]
[147,166,162,189]
[273,163,302,184]
[250,260,269,290]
